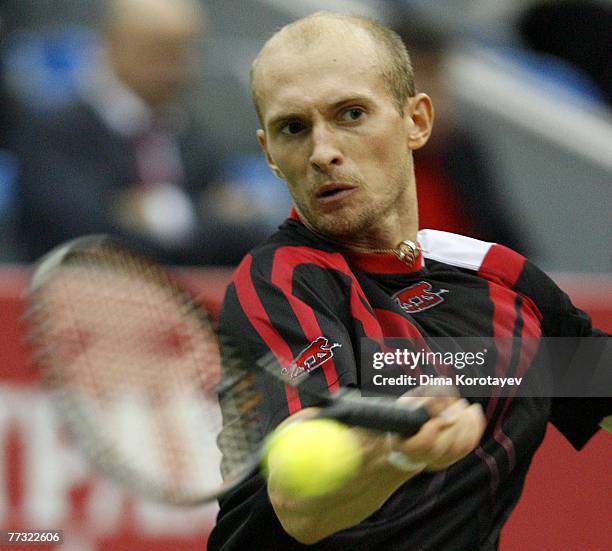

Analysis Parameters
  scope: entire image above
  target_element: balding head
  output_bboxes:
[251,11,415,122]
[104,0,206,107]
[106,0,204,36]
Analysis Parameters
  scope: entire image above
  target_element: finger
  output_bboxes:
[396,416,449,460]
[423,411,470,464]
[427,403,486,470]
[398,399,470,454]
[397,401,483,468]
[462,402,486,450]
[397,394,462,419]
[438,398,471,423]
[401,383,459,399]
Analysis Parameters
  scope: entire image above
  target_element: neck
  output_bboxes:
[300,216,420,265]
[342,226,418,252]
[344,201,419,251]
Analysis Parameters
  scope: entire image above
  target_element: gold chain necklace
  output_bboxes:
[303,221,420,266]
[347,239,420,265]
[321,236,419,266]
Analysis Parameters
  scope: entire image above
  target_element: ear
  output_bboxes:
[405,93,434,151]
[257,129,284,179]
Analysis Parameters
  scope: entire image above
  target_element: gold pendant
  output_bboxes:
[395,240,418,264]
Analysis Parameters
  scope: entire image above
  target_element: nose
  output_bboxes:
[309,123,343,173]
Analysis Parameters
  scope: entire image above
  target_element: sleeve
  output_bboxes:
[513,260,611,449]
[210,249,359,550]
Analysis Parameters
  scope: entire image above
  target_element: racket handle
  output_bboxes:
[320,397,429,437]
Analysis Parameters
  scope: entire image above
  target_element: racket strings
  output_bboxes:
[216,347,266,483]
[26,241,226,504]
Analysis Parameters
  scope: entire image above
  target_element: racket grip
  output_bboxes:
[321,398,429,437]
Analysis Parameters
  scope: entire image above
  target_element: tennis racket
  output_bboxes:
[24,235,429,506]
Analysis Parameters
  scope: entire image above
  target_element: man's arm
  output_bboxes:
[267,397,486,545]
[508,258,611,448]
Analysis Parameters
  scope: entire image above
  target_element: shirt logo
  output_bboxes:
[393,281,449,313]
[282,337,342,379]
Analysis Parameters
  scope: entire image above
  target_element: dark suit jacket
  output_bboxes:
[13,101,268,265]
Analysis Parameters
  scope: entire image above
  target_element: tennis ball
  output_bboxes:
[262,418,362,497]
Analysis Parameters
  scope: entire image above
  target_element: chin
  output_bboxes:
[312,211,373,241]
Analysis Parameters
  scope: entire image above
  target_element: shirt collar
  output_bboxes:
[288,207,423,274]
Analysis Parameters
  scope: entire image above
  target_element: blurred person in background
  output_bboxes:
[0,13,7,151]
[12,0,269,265]
[393,10,528,254]
[517,0,612,108]
[0,9,22,261]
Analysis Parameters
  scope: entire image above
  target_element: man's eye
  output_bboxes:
[341,108,364,122]
[280,121,306,135]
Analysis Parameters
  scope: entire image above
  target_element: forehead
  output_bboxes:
[255,31,391,123]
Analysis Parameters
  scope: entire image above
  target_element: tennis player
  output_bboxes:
[208,12,610,550]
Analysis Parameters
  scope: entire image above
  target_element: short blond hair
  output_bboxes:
[251,11,415,123]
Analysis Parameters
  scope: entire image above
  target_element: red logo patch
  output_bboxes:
[283,337,341,379]
[393,281,448,313]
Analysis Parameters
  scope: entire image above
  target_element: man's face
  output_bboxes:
[256,32,422,242]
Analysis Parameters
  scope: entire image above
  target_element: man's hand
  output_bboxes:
[267,393,486,544]
[388,396,486,471]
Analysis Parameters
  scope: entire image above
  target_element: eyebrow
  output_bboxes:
[266,94,373,130]
[267,112,304,130]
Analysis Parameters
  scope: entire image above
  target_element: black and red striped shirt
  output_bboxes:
[209,218,608,551]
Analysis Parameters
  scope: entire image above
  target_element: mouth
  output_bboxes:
[315,183,357,204]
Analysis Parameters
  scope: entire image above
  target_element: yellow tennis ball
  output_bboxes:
[262,418,362,497]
